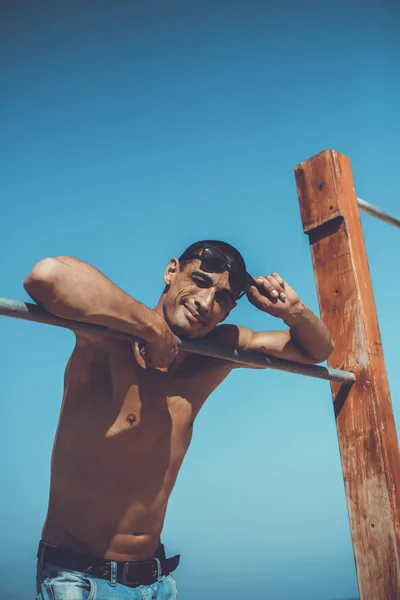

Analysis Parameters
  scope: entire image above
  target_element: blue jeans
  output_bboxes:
[36,561,179,599]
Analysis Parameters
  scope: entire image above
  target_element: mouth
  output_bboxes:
[183,304,205,326]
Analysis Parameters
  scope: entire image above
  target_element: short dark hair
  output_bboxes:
[178,240,246,270]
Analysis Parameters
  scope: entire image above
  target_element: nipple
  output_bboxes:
[127,414,137,426]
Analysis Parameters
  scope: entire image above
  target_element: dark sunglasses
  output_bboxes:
[184,244,256,299]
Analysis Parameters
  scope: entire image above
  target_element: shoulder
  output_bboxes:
[66,335,132,385]
[204,324,255,350]
[71,332,126,362]
[199,324,256,369]
[74,331,112,348]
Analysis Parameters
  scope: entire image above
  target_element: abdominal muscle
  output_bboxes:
[42,471,177,561]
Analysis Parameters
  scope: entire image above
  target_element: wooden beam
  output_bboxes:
[295,149,400,600]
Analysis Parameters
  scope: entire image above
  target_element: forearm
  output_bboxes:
[24,256,161,342]
[284,302,334,362]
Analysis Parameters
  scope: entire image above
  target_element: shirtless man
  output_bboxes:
[25,240,334,600]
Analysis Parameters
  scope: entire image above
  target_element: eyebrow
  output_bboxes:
[191,270,237,304]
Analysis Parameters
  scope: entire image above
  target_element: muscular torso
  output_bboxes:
[42,336,233,561]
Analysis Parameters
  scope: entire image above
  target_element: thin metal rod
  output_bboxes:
[0,298,355,384]
[357,198,400,229]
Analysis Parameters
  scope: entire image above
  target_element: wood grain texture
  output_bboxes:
[295,149,400,600]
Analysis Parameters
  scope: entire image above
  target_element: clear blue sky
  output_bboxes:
[1,1,399,599]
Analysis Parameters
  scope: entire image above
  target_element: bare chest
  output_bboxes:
[58,341,232,462]
[59,345,204,456]
[104,363,195,449]
[52,342,233,495]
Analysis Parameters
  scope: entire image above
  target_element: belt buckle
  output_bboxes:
[120,559,160,587]
[121,562,136,586]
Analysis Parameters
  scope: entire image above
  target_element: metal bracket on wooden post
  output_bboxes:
[295,149,400,600]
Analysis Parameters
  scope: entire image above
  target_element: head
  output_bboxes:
[159,240,252,338]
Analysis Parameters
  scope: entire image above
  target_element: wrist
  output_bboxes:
[283,301,307,327]
[143,309,167,343]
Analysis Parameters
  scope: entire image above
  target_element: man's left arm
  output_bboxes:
[211,272,334,365]
[243,307,333,364]
[247,271,334,363]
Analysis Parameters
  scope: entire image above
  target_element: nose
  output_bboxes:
[195,288,215,314]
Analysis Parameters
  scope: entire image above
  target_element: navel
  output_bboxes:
[126,413,137,426]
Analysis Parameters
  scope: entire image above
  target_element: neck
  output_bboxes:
[135,295,188,373]
[153,296,164,318]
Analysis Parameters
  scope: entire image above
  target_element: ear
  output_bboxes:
[164,258,181,286]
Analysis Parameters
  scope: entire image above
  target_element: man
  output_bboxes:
[25,240,334,600]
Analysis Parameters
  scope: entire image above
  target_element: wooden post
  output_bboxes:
[295,150,400,600]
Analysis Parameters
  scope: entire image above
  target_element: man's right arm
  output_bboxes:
[24,256,177,367]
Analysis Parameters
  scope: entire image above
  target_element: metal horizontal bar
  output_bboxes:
[357,198,400,229]
[0,298,355,384]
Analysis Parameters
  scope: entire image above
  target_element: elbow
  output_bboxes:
[325,334,335,360]
[310,338,335,364]
[24,257,61,299]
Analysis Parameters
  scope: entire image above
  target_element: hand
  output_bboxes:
[143,313,179,368]
[246,272,303,321]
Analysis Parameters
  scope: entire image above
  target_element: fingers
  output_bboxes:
[254,273,286,301]
[146,331,179,369]
[271,272,284,287]
[268,273,286,300]
[139,343,154,368]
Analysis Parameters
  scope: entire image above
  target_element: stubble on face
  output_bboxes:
[161,262,237,339]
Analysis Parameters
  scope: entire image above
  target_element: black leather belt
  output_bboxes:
[38,540,180,587]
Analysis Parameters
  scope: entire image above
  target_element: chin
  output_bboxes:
[170,322,202,339]
[168,317,208,339]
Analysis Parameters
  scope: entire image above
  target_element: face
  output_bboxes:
[161,258,239,338]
